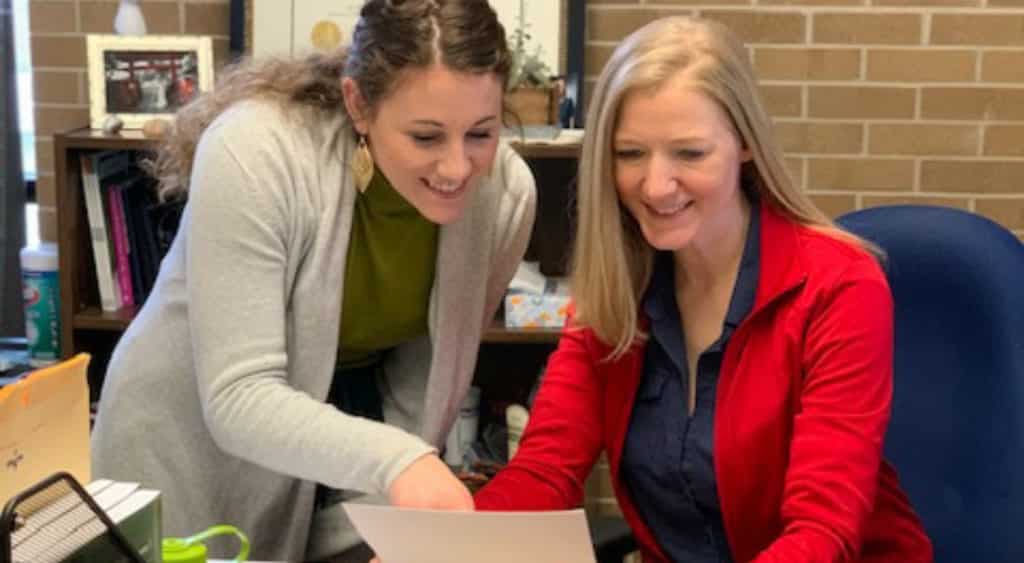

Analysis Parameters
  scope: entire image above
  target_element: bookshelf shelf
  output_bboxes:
[482,319,561,344]
[58,128,161,151]
[54,127,578,395]
[72,307,137,331]
[508,141,581,159]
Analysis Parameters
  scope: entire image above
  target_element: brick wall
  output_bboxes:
[587,0,1024,240]
[30,0,1024,240]
[29,0,231,241]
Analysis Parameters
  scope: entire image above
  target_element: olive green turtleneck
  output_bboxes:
[336,168,439,368]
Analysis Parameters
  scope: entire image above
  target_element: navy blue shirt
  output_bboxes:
[620,204,760,563]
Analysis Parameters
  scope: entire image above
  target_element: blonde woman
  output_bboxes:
[476,16,932,563]
[91,1,535,561]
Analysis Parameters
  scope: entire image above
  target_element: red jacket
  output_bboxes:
[476,204,933,563]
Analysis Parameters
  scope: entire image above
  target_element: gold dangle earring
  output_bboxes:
[351,134,374,193]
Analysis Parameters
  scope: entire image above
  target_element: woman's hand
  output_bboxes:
[370,455,473,562]
[387,453,474,510]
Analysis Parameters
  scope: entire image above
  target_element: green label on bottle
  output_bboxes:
[22,269,61,366]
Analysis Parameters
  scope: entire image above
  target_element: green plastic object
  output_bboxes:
[161,524,250,563]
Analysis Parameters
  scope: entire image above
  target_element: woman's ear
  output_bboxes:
[341,77,369,135]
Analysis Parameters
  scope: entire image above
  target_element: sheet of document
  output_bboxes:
[342,504,597,563]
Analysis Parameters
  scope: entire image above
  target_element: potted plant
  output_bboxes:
[505,0,558,126]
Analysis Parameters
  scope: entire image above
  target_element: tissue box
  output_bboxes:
[504,291,570,329]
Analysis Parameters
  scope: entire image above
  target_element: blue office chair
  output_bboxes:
[837,205,1024,563]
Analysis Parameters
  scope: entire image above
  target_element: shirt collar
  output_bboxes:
[641,200,761,328]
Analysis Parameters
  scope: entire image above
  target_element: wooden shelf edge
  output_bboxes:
[509,141,581,159]
[56,127,162,151]
[72,306,137,331]
[483,320,561,344]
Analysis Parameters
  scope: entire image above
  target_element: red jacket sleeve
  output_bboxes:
[475,315,605,510]
[754,258,894,563]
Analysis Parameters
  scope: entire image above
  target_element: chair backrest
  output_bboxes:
[837,205,1024,562]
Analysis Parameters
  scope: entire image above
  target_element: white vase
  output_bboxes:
[114,0,147,36]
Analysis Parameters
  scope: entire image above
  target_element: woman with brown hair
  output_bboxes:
[90,1,535,561]
[476,16,932,563]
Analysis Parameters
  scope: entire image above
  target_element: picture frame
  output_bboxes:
[86,34,214,129]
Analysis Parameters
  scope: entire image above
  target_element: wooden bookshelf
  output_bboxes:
[54,129,160,377]
[54,128,578,388]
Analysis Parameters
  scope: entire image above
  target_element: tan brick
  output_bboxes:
[33,106,89,136]
[34,175,57,208]
[80,2,181,34]
[647,0,748,4]
[813,13,921,45]
[975,198,1024,230]
[867,49,976,83]
[761,0,862,5]
[932,15,1024,46]
[921,161,1024,193]
[585,45,615,78]
[29,1,77,33]
[142,3,183,35]
[588,9,665,42]
[79,2,118,33]
[990,0,1024,5]
[809,193,857,219]
[185,3,230,36]
[35,138,55,175]
[922,88,1024,120]
[38,206,59,244]
[760,85,802,117]
[981,51,1024,83]
[808,86,915,119]
[862,195,970,210]
[872,0,978,5]
[755,48,860,81]
[701,10,806,44]
[808,158,915,191]
[33,71,81,104]
[213,37,232,72]
[776,121,863,154]
[868,124,979,156]
[31,36,87,68]
[983,125,1024,157]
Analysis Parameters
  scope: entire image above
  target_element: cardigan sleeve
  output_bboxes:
[185,110,434,497]
[753,257,894,563]
[475,312,605,510]
[482,144,537,329]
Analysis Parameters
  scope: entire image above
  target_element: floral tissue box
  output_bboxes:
[504,291,570,329]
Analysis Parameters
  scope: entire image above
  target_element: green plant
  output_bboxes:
[508,0,553,89]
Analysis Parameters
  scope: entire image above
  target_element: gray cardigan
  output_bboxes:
[91,99,536,561]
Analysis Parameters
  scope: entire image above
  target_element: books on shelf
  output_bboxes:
[79,151,131,312]
[77,151,184,313]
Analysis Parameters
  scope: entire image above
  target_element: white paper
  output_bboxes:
[342,504,596,563]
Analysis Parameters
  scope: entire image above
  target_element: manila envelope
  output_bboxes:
[0,354,91,507]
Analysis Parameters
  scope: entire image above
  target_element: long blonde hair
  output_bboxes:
[153,0,512,201]
[572,16,869,358]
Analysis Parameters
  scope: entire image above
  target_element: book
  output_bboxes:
[106,180,134,308]
[79,151,135,312]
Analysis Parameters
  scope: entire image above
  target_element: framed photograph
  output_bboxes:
[86,34,214,129]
